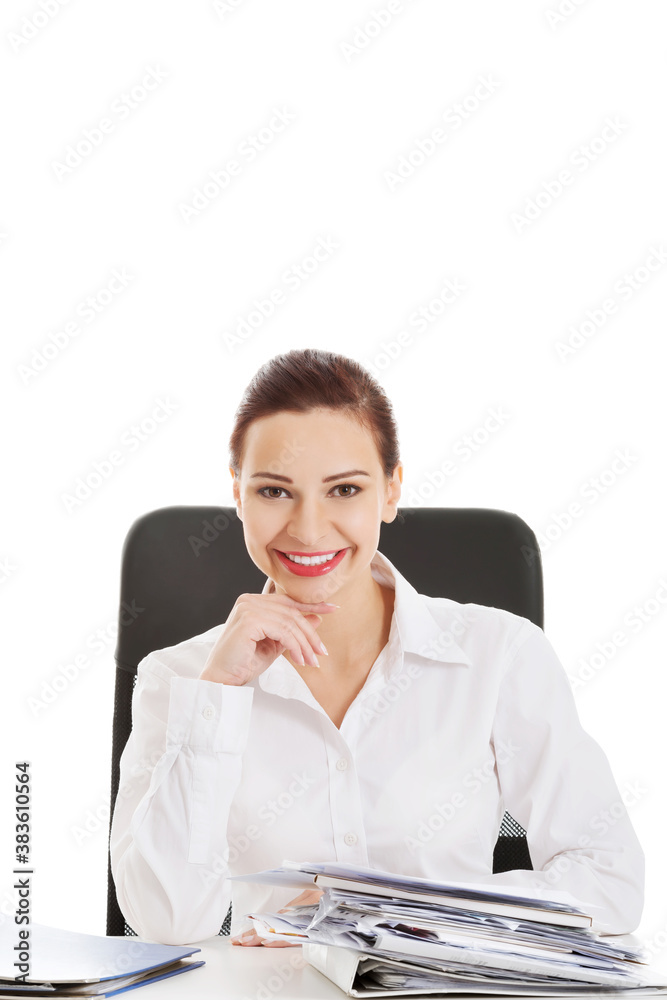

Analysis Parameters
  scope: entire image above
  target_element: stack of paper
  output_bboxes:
[230,861,667,997]
[0,923,204,998]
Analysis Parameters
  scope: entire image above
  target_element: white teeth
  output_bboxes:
[284,551,339,566]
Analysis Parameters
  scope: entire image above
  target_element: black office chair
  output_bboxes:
[107,505,542,937]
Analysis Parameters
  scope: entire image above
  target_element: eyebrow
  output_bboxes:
[249,469,372,484]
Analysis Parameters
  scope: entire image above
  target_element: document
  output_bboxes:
[230,858,595,927]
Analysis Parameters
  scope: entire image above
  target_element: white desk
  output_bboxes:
[147,936,344,999]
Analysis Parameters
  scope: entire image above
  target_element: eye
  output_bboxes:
[330,484,361,498]
[257,487,289,499]
[256,484,362,500]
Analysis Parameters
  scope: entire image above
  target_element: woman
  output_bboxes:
[110,348,644,947]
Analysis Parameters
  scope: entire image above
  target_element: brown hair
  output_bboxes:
[228,348,401,482]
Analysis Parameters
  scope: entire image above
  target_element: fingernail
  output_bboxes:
[318,641,328,655]
[322,603,340,607]
[240,931,255,942]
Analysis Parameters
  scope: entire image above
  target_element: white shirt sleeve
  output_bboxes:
[486,621,644,934]
[109,654,254,944]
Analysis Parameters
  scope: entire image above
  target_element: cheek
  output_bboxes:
[242,508,276,549]
[345,499,382,534]
[343,490,376,514]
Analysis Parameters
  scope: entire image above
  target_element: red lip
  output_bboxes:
[275,548,348,577]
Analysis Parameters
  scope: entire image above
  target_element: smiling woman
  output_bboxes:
[109,348,645,948]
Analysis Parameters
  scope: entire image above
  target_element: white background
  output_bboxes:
[1,0,665,956]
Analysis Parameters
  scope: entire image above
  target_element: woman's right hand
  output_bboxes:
[231,889,325,946]
[198,593,339,686]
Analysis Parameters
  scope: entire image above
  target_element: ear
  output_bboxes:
[382,462,403,524]
[230,468,243,521]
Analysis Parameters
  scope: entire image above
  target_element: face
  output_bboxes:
[231,408,403,604]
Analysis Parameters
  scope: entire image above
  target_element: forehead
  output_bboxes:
[242,408,380,473]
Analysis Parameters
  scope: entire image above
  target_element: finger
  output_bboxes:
[253,615,312,668]
[278,888,325,911]
[231,930,261,946]
[304,614,323,626]
[294,613,328,662]
[301,613,328,661]
[279,619,322,668]
[259,603,334,664]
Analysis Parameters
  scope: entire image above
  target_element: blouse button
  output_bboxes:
[344,832,358,846]
[336,758,348,771]
[202,705,215,721]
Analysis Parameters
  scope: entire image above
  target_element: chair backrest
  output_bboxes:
[107,505,543,936]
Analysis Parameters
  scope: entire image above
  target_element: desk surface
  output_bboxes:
[150,936,341,999]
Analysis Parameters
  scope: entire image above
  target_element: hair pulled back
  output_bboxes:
[228,349,401,482]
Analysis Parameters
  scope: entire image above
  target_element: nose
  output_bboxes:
[286,496,331,548]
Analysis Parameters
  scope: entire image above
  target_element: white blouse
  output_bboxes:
[110,549,644,945]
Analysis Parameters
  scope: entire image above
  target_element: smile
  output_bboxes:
[275,548,348,576]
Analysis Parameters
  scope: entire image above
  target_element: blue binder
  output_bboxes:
[0,922,204,996]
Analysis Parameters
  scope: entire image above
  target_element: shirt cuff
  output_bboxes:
[166,676,253,754]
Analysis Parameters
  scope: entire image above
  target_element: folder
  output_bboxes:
[0,923,204,997]
[303,942,667,998]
